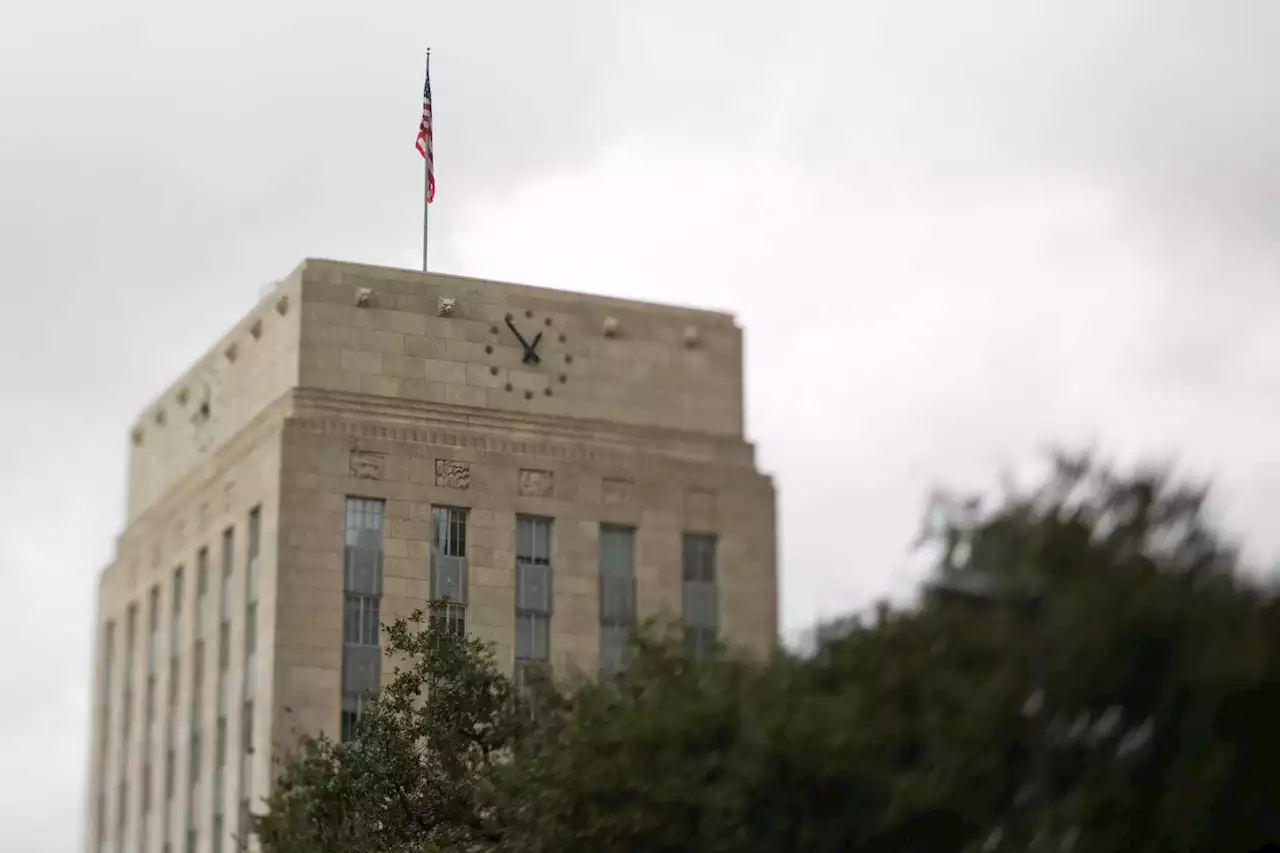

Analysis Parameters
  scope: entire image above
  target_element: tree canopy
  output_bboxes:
[254,452,1280,852]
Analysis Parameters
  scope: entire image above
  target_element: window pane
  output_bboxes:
[362,597,380,647]
[531,614,550,661]
[682,580,718,629]
[343,595,360,643]
[684,626,716,661]
[189,731,201,782]
[432,506,467,557]
[431,555,466,602]
[516,516,551,564]
[599,525,635,579]
[600,624,630,675]
[682,533,717,583]
[244,603,257,655]
[514,613,533,659]
[345,498,384,546]
[242,701,254,753]
[516,563,551,614]
[514,613,550,661]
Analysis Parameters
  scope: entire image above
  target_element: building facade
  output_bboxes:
[85,259,778,853]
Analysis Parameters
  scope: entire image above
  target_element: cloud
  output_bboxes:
[5,1,1280,850]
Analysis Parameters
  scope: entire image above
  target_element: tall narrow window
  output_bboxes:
[430,506,469,635]
[212,527,234,845]
[239,506,261,850]
[515,516,553,690]
[119,601,138,851]
[341,498,384,742]
[195,548,209,641]
[188,548,208,853]
[122,604,137,745]
[97,620,115,853]
[166,566,182,853]
[146,587,160,730]
[116,779,128,852]
[681,533,719,661]
[598,525,637,676]
[141,587,160,852]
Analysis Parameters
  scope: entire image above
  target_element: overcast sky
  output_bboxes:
[4,0,1280,847]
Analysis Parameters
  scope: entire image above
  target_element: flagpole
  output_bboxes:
[422,48,431,273]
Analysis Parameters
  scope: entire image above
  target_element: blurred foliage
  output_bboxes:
[254,451,1280,852]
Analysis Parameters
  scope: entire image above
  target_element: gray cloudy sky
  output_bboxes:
[4,0,1280,847]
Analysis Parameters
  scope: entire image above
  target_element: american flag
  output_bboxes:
[415,65,435,203]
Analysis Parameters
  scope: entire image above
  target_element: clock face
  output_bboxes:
[487,309,574,399]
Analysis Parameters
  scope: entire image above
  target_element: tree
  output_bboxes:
[918,450,1280,851]
[253,605,525,853]
[257,451,1280,853]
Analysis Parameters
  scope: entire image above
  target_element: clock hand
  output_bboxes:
[504,316,532,349]
[524,332,543,365]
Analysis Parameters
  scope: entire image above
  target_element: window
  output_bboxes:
[241,506,262,818]
[96,791,107,852]
[98,620,115,793]
[242,701,254,754]
[218,622,231,672]
[243,506,261,709]
[430,506,469,635]
[171,567,184,650]
[145,673,156,732]
[220,527,234,618]
[515,516,553,668]
[196,548,209,639]
[148,586,161,675]
[189,730,201,783]
[681,533,719,661]
[168,657,180,709]
[165,747,175,800]
[341,498,384,741]
[246,507,261,604]
[433,505,467,556]
[115,780,127,846]
[599,525,637,675]
[340,691,375,743]
[212,814,223,853]
[215,528,232,823]
[238,798,251,852]
[191,641,204,724]
[343,594,380,646]
[122,604,137,742]
[214,763,225,816]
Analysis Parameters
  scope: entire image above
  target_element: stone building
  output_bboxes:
[85,259,778,853]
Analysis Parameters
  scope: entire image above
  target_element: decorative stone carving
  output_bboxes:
[518,468,554,498]
[435,459,471,489]
[603,316,620,337]
[350,449,386,479]
[438,296,456,316]
[602,477,634,505]
[355,287,372,307]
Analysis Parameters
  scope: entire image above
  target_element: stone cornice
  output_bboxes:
[286,388,758,469]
